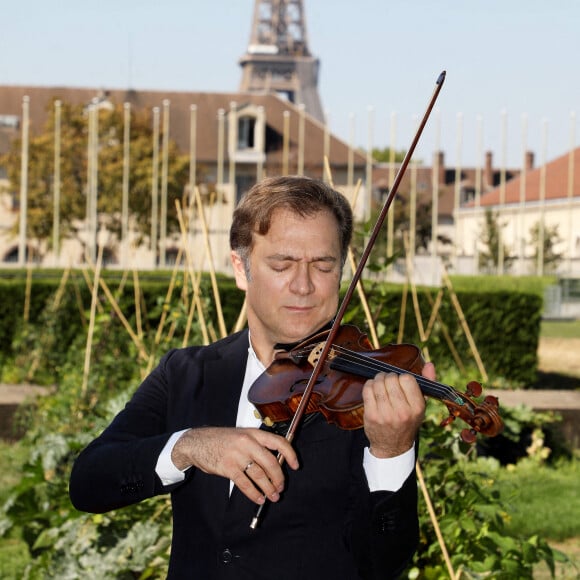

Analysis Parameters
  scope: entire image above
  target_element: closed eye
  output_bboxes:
[267,255,338,273]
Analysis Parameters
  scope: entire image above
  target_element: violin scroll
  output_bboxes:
[438,383,503,443]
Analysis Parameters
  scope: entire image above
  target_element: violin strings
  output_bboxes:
[302,343,463,403]
[291,342,504,433]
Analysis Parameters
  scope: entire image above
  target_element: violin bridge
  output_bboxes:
[307,342,336,367]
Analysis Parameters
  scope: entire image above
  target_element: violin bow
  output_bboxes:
[250,71,446,529]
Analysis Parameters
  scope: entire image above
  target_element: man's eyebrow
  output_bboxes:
[267,253,337,263]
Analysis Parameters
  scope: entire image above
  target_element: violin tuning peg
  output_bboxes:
[484,395,499,407]
[440,415,455,428]
[466,381,482,397]
[460,428,478,444]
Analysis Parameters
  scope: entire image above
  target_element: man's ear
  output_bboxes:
[231,251,248,291]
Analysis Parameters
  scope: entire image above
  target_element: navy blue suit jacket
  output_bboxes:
[69,329,419,579]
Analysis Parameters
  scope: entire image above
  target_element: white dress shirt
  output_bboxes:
[155,338,414,492]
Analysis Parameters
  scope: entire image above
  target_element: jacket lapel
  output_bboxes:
[202,330,249,427]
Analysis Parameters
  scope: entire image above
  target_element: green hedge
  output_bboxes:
[0,269,541,386]
[343,285,542,386]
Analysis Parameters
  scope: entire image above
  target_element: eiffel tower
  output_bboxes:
[239,0,324,123]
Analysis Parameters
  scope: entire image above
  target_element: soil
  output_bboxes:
[538,337,580,378]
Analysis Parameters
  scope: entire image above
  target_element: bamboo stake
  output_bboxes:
[71,271,89,327]
[402,248,460,580]
[180,195,209,347]
[323,155,333,184]
[424,289,466,373]
[175,200,210,345]
[182,279,201,347]
[397,281,408,344]
[347,114,354,191]
[53,99,62,265]
[298,104,305,176]
[150,246,185,359]
[323,165,380,347]
[403,233,430,361]
[231,298,248,334]
[441,266,488,382]
[387,112,396,273]
[328,149,454,580]
[81,244,104,397]
[416,461,459,579]
[282,111,290,175]
[194,185,227,338]
[424,288,444,341]
[84,256,149,363]
[121,102,131,269]
[97,275,149,363]
[133,269,143,340]
[18,96,30,267]
[404,229,463,578]
[24,262,33,323]
[26,267,72,380]
[159,100,170,268]
[323,113,330,181]
[51,266,71,311]
[79,267,104,315]
[188,104,197,237]
[347,222,379,342]
[151,107,160,267]
[398,236,459,579]
[347,246,380,346]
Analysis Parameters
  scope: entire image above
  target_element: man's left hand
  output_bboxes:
[362,362,435,458]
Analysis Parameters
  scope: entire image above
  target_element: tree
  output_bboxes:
[477,208,515,273]
[529,220,564,274]
[2,101,190,259]
[372,147,407,163]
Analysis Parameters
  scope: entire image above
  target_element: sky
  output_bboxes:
[2,0,580,169]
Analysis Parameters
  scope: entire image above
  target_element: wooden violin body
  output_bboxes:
[249,325,504,442]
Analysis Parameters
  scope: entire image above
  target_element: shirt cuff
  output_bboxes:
[363,443,416,492]
[155,429,191,486]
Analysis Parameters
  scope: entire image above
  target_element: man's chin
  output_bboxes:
[280,319,330,344]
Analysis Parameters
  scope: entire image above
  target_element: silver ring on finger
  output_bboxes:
[243,460,254,473]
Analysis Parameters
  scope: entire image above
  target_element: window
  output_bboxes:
[238,116,256,150]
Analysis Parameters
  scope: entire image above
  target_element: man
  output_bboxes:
[70,175,435,579]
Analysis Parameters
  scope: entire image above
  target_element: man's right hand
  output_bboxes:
[171,427,299,505]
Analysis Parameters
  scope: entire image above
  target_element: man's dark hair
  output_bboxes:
[230,175,353,265]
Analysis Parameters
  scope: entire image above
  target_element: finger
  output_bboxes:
[398,373,427,410]
[242,460,281,502]
[364,372,423,419]
[422,361,436,381]
[231,469,270,505]
[362,372,391,420]
[232,446,288,504]
[254,431,300,471]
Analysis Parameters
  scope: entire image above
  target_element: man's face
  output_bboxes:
[232,207,342,359]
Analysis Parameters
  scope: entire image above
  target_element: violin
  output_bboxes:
[249,324,504,443]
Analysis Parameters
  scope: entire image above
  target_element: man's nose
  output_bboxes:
[289,264,314,295]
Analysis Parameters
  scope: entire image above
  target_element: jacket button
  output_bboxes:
[221,549,233,564]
